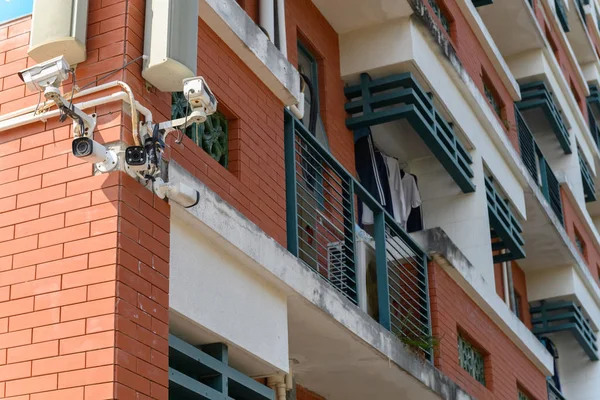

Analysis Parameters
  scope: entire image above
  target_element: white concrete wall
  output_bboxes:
[527,265,600,330]
[170,215,289,372]
[507,48,598,209]
[340,18,527,287]
[553,332,600,400]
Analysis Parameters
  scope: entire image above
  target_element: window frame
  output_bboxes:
[457,332,488,386]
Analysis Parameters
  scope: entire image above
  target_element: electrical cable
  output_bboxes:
[175,91,191,144]
[79,55,145,91]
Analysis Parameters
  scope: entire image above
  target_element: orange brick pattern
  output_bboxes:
[493,262,532,329]
[532,0,589,119]
[429,0,520,152]
[296,384,326,400]
[0,5,170,399]
[429,262,547,400]
[285,0,356,175]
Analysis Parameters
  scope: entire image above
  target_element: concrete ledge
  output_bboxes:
[412,227,555,376]
[169,161,473,400]
[198,0,301,106]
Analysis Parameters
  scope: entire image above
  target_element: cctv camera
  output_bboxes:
[18,56,71,92]
[125,146,148,172]
[72,137,108,163]
[183,77,217,116]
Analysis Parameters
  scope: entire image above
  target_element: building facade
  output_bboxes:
[0,0,600,399]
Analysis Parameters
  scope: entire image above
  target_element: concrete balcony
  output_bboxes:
[167,161,474,400]
[477,0,546,59]
[564,0,599,68]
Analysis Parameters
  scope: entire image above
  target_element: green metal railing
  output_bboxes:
[285,110,433,360]
[579,149,596,202]
[587,103,600,150]
[345,72,474,194]
[485,176,526,263]
[169,335,275,399]
[555,0,570,32]
[516,107,564,224]
[531,300,598,361]
[547,380,566,400]
[518,82,571,154]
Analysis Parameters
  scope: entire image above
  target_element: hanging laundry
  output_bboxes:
[383,155,405,225]
[400,172,422,231]
[354,129,393,225]
[405,173,423,232]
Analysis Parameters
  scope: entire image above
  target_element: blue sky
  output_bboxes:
[0,0,33,23]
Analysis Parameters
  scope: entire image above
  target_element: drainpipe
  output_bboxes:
[260,0,275,43]
[502,258,510,306]
[506,260,517,314]
[276,0,287,57]
[267,375,286,400]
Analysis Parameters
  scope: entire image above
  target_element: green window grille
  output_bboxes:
[518,390,530,400]
[171,92,229,168]
[579,149,596,202]
[297,42,330,151]
[428,0,450,33]
[484,83,501,117]
[458,334,486,385]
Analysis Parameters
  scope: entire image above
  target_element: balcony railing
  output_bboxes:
[547,380,566,400]
[345,72,475,194]
[587,103,600,150]
[531,300,599,360]
[169,335,275,399]
[517,107,564,224]
[579,149,596,202]
[485,176,526,263]
[518,82,571,154]
[284,110,433,360]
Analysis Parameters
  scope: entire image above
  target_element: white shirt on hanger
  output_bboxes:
[383,155,404,225]
[400,173,422,229]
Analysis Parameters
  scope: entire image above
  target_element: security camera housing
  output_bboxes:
[72,137,107,164]
[183,77,217,115]
[125,146,148,172]
[18,55,71,91]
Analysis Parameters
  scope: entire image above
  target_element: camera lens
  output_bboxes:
[74,138,91,156]
[130,149,141,160]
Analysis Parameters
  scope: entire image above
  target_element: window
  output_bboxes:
[514,292,522,320]
[297,41,330,151]
[483,71,502,118]
[574,227,586,258]
[518,388,531,400]
[458,334,486,385]
[0,0,32,23]
[171,92,229,168]
[428,0,451,33]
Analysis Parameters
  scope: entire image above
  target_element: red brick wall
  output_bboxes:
[0,4,170,398]
[561,187,600,282]
[491,262,532,329]
[429,262,547,400]
[296,384,326,400]
[285,0,356,174]
[433,0,519,151]
[532,0,588,120]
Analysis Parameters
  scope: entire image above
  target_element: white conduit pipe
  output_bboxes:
[266,376,286,400]
[502,260,510,307]
[260,0,275,42]
[0,90,152,137]
[0,82,151,145]
[276,0,287,57]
